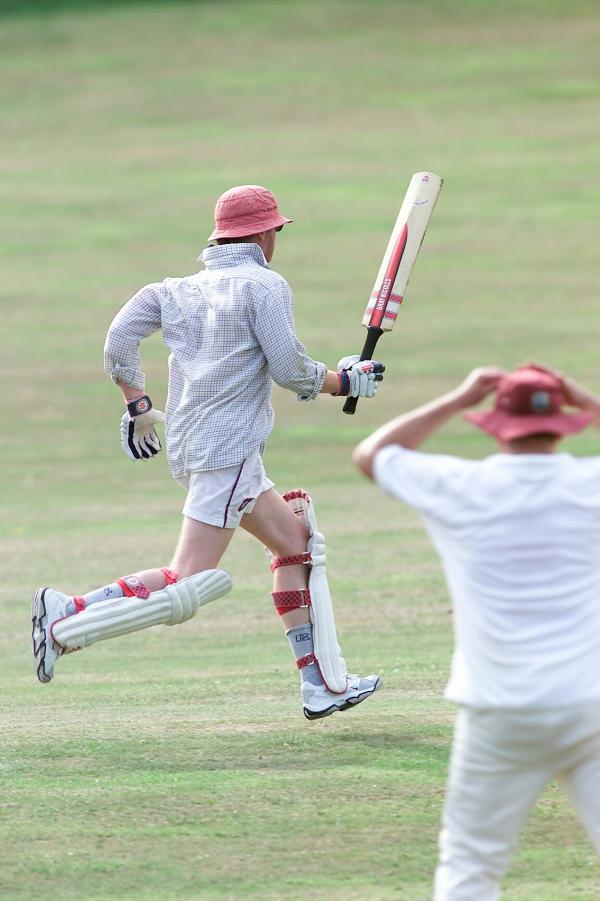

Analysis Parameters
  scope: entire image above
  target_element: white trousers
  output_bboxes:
[434,703,600,901]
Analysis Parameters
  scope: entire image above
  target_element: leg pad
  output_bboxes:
[272,490,348,694]
[52,569,232,651]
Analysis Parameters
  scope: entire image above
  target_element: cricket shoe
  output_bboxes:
[302,673,382,721]
[31,587,72,683]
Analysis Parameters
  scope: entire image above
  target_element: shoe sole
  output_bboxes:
[303,676,382,721]
[31,587,52,683]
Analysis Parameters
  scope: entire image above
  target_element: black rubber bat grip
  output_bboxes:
[342,327,384,415]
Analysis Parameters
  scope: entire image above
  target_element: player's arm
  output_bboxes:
[353,367,506,480]
[555,373,600,428]
[252,282,383,399]
[104,284,166,461]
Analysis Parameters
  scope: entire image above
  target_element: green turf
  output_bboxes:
[1,0,600,897]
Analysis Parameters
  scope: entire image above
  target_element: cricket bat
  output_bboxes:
[343,171,443,414]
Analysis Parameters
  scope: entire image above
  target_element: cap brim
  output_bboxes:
[207,215,293,241]
[465,409,594,441]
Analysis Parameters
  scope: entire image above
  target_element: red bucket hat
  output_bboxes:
[465,364,593,441]
[208,185,292,240]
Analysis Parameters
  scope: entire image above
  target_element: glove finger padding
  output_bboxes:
[129,418,152,460]
[347,360,385,398]
[120,409,165,461]
[349,371,376,398]
[143,428,162,452]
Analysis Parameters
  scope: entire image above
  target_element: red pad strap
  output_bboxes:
[270,552,311,572]
[272,589,311,615]
[161,568,179,585]
[282,489,311,504]
[296,652,316,670]
[117,577,151,600]
[72,596,86,613]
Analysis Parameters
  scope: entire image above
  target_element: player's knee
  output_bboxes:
[268,510,310,558]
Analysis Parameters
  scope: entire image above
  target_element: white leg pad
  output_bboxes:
[52,569,233,651]
[283,491,348,694]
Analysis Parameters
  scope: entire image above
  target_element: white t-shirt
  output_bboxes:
[374,446,600,708]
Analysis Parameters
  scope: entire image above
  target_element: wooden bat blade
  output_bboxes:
[343,171,443,415]
[362,171,443,332]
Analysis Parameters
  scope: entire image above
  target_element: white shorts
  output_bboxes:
[176,450,274,529]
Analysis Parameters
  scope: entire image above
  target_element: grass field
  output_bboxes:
[1,0,600,897]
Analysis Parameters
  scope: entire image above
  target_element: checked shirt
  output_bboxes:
[104,243,327,476]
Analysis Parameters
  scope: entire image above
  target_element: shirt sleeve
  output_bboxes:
[103,283,164,389]
[373,444,475,516]
[251,278,327,399]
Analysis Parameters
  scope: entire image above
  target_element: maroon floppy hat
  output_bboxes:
[465,364,593,441]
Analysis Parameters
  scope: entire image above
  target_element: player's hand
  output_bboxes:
[556,374,600,427]
[336,357,385,398]
[453,367,507,409]
[557,373,597,410]
[120,395,166,460]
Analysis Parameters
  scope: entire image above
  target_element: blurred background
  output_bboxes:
[1,1,599,898]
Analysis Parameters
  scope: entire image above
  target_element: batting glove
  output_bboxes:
[120,395,166,461]
[335,356,385,398]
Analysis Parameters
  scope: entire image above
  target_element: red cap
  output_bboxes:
[465,364,593,441]
[208,185,292,240]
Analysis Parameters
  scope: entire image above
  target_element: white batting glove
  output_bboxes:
[120,395,166,461]
[335,356,385,398]
[337,355,361,372]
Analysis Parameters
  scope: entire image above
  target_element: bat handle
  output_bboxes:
[342,327,384,415]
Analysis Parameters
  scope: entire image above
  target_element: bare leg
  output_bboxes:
[100,516,235,596]
[240,488,310,630]
[170,516,235,577]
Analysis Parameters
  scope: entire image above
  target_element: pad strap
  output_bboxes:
[161,568,179,585]
[272,589,311,615]
[117,577,151,599]
[270,552,312,572]
[296,652,316,670]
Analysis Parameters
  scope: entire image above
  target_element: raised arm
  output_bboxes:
[557,373,600,428]
[353,367,506,480]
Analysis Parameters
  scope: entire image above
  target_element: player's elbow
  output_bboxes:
[352,441,376,481]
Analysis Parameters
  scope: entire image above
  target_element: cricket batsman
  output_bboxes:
[354,363,600,898]
[32,185,384,720]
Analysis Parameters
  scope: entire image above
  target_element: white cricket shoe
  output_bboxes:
[31,587,71,683]
[302,673,382,720]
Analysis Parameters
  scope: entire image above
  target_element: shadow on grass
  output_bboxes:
[0,0,207,17]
